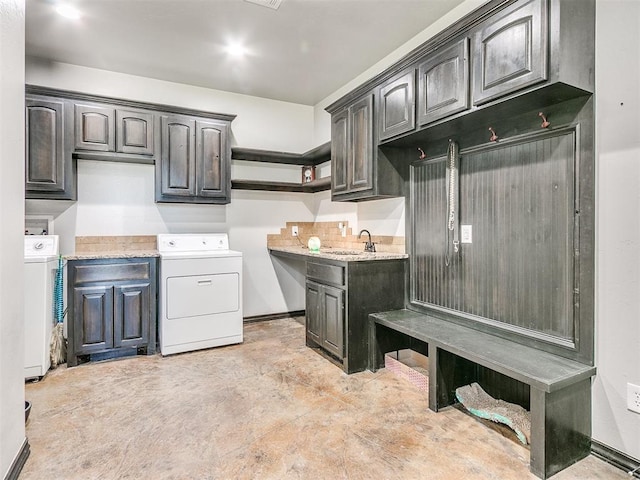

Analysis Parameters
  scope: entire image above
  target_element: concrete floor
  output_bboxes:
[23,318,625,480]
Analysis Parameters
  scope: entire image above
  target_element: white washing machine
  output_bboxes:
[24,235,59,380]
[157,233,243,356]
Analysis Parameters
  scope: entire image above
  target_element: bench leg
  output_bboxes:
[367,320,411,372]
[430,347,479,412]
[529,378,592,479]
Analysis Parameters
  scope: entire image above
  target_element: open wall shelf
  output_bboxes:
[231,141,331,192]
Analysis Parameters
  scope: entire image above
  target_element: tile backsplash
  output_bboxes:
[75,235,157,253]
[267,221,405,253]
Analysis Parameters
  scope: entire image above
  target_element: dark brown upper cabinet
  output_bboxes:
[377,71,415,141]
[418,38,470,126]
[328,0,594,152]
[329,93,404,202]
[472,0,547,105]
[159,115,196,198]
[116,110,155,156]
[25,96,76,200]
[75,104,115,152]
[156,114,231,204]
[331,109,349,194]
[74,103,155,158]
[196,119,228,199]
[331,94,374,199]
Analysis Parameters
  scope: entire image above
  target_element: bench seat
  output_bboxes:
[368,308,596,479]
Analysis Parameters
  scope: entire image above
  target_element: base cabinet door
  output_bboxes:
[72,285,114,355]
[321,284,344,359]
[114,283,151,349]
[305,281,323,345]
[305,280,345,360]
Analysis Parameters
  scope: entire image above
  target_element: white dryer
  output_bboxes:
[157,234,243,355]
[24,235,59,380]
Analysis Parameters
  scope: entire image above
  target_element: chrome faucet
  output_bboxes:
[358,229,376,253]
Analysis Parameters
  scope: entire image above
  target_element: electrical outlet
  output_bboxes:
[291,225,298,237]
[628,383,640,414]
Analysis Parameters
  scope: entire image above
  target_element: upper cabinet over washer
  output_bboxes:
[156,115,230,204]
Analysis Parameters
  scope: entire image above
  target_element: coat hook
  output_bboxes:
[417,147,426,159]
[538,112,550,128]
[488,127,498,142]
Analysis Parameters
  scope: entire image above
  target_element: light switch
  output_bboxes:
[461,225,472,244]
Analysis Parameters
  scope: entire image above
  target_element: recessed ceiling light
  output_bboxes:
[225,42,248,57]
[55,3,81,19]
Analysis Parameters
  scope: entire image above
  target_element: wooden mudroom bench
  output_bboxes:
[368,309,596,479]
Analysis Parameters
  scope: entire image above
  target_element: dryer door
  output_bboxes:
[166,273,239,319]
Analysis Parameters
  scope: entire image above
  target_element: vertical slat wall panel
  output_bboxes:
[410,131,576,345]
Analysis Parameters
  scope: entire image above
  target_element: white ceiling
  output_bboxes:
[25,0,466,106]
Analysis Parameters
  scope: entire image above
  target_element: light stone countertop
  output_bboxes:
[268,245,408,262]
[64,250,160,261]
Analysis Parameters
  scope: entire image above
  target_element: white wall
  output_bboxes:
[0,0,26,477]
[593,0,640,461]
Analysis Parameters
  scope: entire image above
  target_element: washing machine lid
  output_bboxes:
[24,235,59,261]
[157,233,242,259]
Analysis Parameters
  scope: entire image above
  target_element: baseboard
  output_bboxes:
[4,438,30,480]
[592,440,640,478]
[243,310,305,324]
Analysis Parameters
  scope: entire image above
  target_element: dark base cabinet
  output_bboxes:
[67,257,157,367]
[305,258,405,373]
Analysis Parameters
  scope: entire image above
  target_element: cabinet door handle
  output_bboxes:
[197,280,212,286]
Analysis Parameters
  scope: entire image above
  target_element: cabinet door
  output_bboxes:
[196,120,228,199]
[472,0,548,105]
[349,94,374,193]
[74,104,115,152]
[73,285,114,355]
[378,71,415,141]
[321,284,344,359]
[160,115,196,197]
[116,110,154,156]
[305,280,323,345]
[25,99,66,194]
[418,38,469,126]
[114,283,150,349]
[331,109,349,195]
